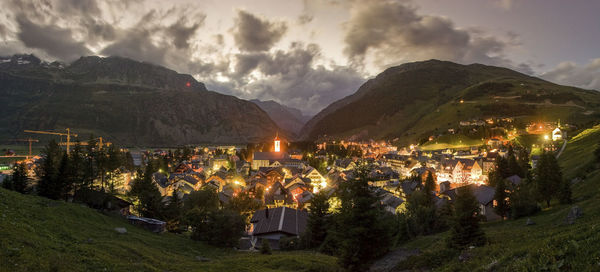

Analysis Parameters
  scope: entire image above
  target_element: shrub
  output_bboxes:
[260,239,272,255]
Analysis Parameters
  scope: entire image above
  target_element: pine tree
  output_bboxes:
[423,171,436,197]
[37,140,62,199]
[507,148,523,177]
[165,190,183,232]
[448,185,486,249]
[305,191,330,248]
[493,179,510,218]
[11,162,29,193]
[534,152,563,207]
[129,162,163,218]
[335,166,393,271]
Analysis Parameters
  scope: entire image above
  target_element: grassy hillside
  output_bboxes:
[303,60,600,146]
[395,126,600,271]
[0,189,338,272]
[558,124,600,179]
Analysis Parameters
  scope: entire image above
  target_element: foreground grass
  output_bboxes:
[0,189,338,272]
[397,126,600,271]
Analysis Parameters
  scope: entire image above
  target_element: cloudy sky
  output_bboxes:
[1,0,599,115]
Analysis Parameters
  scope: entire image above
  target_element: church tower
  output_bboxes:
[274,132,281,152]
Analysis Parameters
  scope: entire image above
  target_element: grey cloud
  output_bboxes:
[343,0,518,70]
[16,16,91,61]
[55,0,102,16]
[541,59,600,90]
[101,29,168,65]
[166,17,204,49]
[232,10,287,52]
[221,43,364,114]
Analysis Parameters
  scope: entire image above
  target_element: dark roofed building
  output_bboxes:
[443,184,501,221]
[250,207,308,249]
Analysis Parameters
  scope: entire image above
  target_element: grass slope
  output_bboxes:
[396,126,600,271]
[0,189,338,272]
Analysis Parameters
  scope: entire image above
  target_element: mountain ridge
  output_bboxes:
[0,54,282,146]
[302,59,600,144]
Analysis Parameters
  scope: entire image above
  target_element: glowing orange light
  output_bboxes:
[186,82,191,87]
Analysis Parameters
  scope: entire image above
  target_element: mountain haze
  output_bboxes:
[251,99,311,135]
[0,54,282,146]
[302,60,600,144]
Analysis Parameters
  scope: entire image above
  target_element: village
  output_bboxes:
[0,117,570,251]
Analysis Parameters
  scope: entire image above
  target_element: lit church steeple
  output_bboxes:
[274,132,281,152]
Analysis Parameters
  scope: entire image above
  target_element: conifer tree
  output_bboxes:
[129,162,163,218]
[534,152,563,207]
[305,191,330,248]
[493,179,510,218]
[335,166,393,271]
[11,162,29,193]
[37,140,62,199]
[448,185,486,249]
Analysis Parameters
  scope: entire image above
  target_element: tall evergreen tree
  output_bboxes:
[305,191,330,248]
[11,162,29,193]
[70,142,86,190]
[335,166,393,271]
[493,179,510,218]
[534,152,563,207]
[423,171,436,197]
[37,140,62,199]
[129,162,163,218]
[448,185,486,249]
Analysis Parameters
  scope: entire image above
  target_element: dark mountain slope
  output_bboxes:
[0,55,281,146]
[251,99,310,135]
[302,60,600,144]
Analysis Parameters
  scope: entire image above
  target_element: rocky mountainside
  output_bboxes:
[251,99,311,135]
[0,54,281,146]
[302,60,600,144]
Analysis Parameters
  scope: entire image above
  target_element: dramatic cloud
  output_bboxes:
[213,43,365,114]
[541,59,600,90]
[16,16,92,61]
[343,0,517,70]
[0,0,596,115]
[232,10,287,52]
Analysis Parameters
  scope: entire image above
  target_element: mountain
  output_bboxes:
[250,99,311,135]
[302,60,600,144]
[0,54,282,146]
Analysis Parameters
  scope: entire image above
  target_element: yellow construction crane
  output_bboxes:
[59,136,112,150]
[24,128,78,153]
[9,138,39,159]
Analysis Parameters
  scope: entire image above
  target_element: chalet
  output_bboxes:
[152,172,170,196]
[451,159,483,183]
[552,127,564,141]
[380,191,405,214]
[442,184,501,221]
[333,158,356,171]
[264,181,295,208]
[302,166,325,185]
[249,207,308,250]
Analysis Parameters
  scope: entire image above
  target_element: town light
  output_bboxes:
[544,135,549,140]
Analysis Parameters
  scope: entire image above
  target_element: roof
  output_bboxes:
[254,152,286,161]
[250,207,308,236]
[445,184,495,205]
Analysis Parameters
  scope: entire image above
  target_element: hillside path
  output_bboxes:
[369,248,420,272]
[556,140,568,158]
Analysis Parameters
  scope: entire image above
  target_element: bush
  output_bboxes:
[279,237,302,251]
[260,239,272,255]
